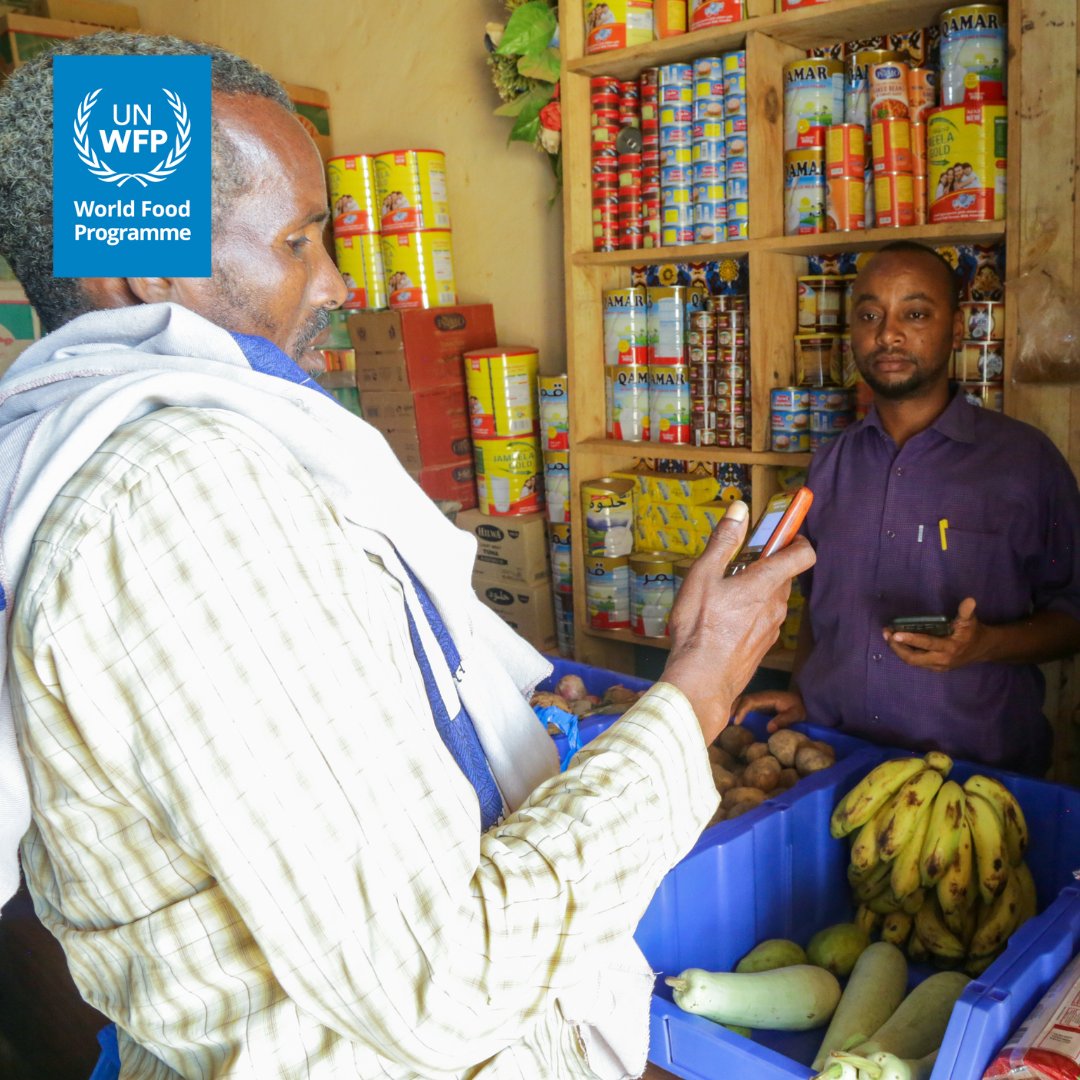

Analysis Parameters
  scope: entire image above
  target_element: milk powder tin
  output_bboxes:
[327,154,378,236]
[647,285,688,364]
[784,148,826,235]
[689,0,743,30]
[585,554,631,630]
[927,103,1007,222]
[605,363,650,441]
[630,552,676,637]
[465,347,540,438]
[603,287,650,365]
[960,299,1005,341]
[649,364,690,444]
[783,57,844,150]
[334,232,387,311]
[380,230,457,309]
[939,5,1006,107]
[538,374,570,451]
[582,477,635,557]
[373,149,451,234]
[585,0,654,53]
[473,436,543,515]
[543,451,571,524]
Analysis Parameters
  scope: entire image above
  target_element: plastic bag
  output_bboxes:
[533,704,581,771]
[1011,269,1080,384]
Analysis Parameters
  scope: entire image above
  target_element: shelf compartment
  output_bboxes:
[574,437,812,469]
[583,625,796,672]
[762,220,1008,256]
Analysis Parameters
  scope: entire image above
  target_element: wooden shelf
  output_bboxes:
[582,626,796,672]
[574,438,811,469]
[572,239,755,268]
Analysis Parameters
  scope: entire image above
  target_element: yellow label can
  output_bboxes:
[327,154,379,236]
[380,229,457,310]
[464,347,540,438]
[334,232,387,311]
[373,149,451,234]
[473,436,542,516]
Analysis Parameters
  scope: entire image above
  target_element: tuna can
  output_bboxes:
[543,451,571,524]
[955,338,1005,382]
[725,215,748,240]
[584,0,654,53]
[960,299,1005,341]
[373,149,450,234]
[648,364,690,444]
[826,174,866,231]
[464,347,540,438]
[795,333,842,386]
[927,103,1007,222]
[585,554,631,630]
[327,154,379,236]
[334,233,387,311]
[770,388,810,452]
[869,59,910,120]
[630,552,676,637]
[908,68,938,123]
[810,406,855,434]
[381,229,457,309]
[659,63,693,102]
[796,275,845,332]
[538,374,570,452]
[809,386,855,412]
[582,477,635,557]
[826,123,865,178]
[784,148,827,236]
[873,172,916,227]
[783,57,844,150]
[603,287,650,365]
[655,0,688,37]
[473,436,542,515]
[689,0,743,30]
[939,5,1006,107]
[771,386,810,411]
[647,285,688,364]
[845,50,903,132]
[872,118,913,173]
[958,382,1004,412]
[605,363,650,441]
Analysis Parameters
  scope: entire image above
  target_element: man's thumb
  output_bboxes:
[703,500,750,567]
[957,596,977,621]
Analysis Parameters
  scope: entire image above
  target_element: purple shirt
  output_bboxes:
[800,391,1080,774]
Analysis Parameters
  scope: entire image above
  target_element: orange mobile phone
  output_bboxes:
[725,486,814,576]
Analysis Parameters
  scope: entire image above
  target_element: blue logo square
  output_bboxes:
[52,55,211,277]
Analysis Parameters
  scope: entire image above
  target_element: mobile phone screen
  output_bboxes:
[725,487,813,576]
[743,508,786,555]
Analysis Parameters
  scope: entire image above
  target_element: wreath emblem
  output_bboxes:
[73,88,190,188]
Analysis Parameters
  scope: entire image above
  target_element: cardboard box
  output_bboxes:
[0,11,98,73]
[360,385,471,472]
[347,305,496,392]
[456,508,550,587]
[29,0,139,27]
[474,579,557,652]
[281,81,332,162]
[415,461,476,510]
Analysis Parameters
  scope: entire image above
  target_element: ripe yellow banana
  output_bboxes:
[851,802,890,873]
[937,813,974,937]
[1014,860,1038,924]
[877,769,944,861]
[923,750,953,776]
[851,859,892,902]
[854,902,883,939]
[890,795,935,899]
[965,792,1010,906]
[868,886,905,915]
[901,887,926,915]
[830,756,927,838]
[906,928,930,964]
[968,868,1022,960]
[964,774,1029,867]
[881,911,913,947]
[914,895,966,962]
[920,780,965,887]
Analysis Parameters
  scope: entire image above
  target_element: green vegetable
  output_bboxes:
[807,922,871,977]
[735,938,807,973]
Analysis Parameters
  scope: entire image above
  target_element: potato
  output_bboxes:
[744,741,771,763]
[778,767,800,789]
[724,789,768,820]
[710,764,739,795]
[555,674,588,702]
[807,739,836,758]
[704,804,727,829]
[767,729,809,767]
[795,743,836,776]
[742,755,782,792]
[718,725,756,758]
[723,786,768,808]
[707,743,739,772]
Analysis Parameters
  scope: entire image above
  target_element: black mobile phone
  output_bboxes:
[725,487,813,577]
[888,615,953,637]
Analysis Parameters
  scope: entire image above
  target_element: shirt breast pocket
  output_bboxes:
[917,526,1018,617]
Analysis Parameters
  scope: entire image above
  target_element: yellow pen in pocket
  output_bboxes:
[939,518,949,551]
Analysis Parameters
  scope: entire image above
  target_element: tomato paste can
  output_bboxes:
[939,4,1006,106]
[473,436,543,516]
[955,338,1005,382]
[380,229,457,309]
[334,232,387,311]
[927,103,1007,222]
[464,347,540,439]
[630,552,676,637]
[582,477,635,557]
[826,123,865,178]
[689,0,743,30]
[648,363,690,444]
[960,299,1005,341]
[605,363,650,441]
[784,148,827,236]
[826,174,865,231]
[543,451,571,525]
[869,59,910,121]
[908,68,938,123]
[373,149,451,234]
[603,287,650,366]
[327,154,378,237]
[783,57,844,150]
[538,374,570,452]
[845,50,902,133]
[873,172,916,227]
[585,554,631,629]
[585,0,654,52]
[872,118,913,173]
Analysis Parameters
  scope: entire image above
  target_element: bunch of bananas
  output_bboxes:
[831,753,1037,975]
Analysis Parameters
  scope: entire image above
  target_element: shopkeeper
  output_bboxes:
[735,241,1080,774]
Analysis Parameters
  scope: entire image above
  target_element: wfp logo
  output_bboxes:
[73,88,190,188]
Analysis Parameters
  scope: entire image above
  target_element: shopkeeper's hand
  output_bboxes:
[729,689,807,733]
[662,501,816,746]
[883,597,988,673]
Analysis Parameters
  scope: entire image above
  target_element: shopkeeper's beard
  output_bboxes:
[292,307,330,361]
[857,349,949,401]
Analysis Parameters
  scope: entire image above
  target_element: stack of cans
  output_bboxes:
[722,51,749,239]
[617,79,644,250]
[538,373,574,656]
[639,68,662,248]
[659,63,694,247]
[691,57,726,244]
[647,284,696,444]
[687,309,718,445]
[712,293,750,447]
[603,287,650,441]
[824,123,866,231]
[591,77,621,253]
[868,56,916,228]
[327,154,388,311]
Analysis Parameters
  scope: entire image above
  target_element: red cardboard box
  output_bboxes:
[360,385,472,473]
[416,461,477,510]
[347,305,496,392]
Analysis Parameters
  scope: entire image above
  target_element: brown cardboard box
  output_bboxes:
[0,12,98,73]
[457,509,550,587]
[347,305,496,392]
[281,81,332,162]
[360,385,471,472]
[474,579,557,652]
[29,0,139,27]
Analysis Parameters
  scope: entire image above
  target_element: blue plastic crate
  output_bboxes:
[636,747,1080,1080]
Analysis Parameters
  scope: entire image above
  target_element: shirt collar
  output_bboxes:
[229,331,336,402]
[860,384,978,446]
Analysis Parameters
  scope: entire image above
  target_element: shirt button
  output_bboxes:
[885,529,896,539]
[896,467,904,477]
[873,714,881,723]
[873,652,883,662]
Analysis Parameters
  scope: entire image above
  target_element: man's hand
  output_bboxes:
[883,597,987,673]
[730,689,807,733]
[661,501,816,746]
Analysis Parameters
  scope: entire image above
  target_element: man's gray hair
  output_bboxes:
[0,31,294,332]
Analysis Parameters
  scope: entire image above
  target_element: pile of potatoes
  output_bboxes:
[706,727,836,825]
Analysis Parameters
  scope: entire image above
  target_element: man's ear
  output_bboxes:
[126,277,176,304]
[77,276,144,311]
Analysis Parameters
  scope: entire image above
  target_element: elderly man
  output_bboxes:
[735,241,1080,775]
[0,32,811,1079]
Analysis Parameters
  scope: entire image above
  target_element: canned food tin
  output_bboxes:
[585,554,631,630]
[542,451,570,525]
[840,334,858,388]
[548,521,572,589]
[826,123,865,178]
[869,59,910,120]
[873,172,916,228]
[630,552,676,637]
[464,347,540,439]
[955,338,1005,382]
[538,374,569,452]
[826,174,866,231]
[913,176,928,225]
[810,408,855,434]
[810,430,843,452]
[770,387,811,411]
[845,50,903,132]
[797,275,845,331]
[958,382,1004,412]
[380,229,457,309]
[373,149,450,234]
[939,5,1006,107]
[689,0,743,30]
[473,435,542,515]
[725,216,748,240]
[603,287,650,365]
[809,386,855,411]
[661,144,693,166]
[960,299,1005,341]
[908,68,938,123]
[927,103,1007,222]
[605,363,650,441]
[334,232,387,311]
[585,0,654,53]
[327,154,379,236]
[872,118,913,173]
[659,63,693,100]
[795,333,842,386]
[771,416,810,453]
[647,286,689,364]
[784,148,827,236]
[911,121,927,176]
[582,477,635,557]
[655,0,689,37]
[783,57,844,150]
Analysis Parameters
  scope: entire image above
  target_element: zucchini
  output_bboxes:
[830,1048,938,1080]
[665,964,841,1031]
